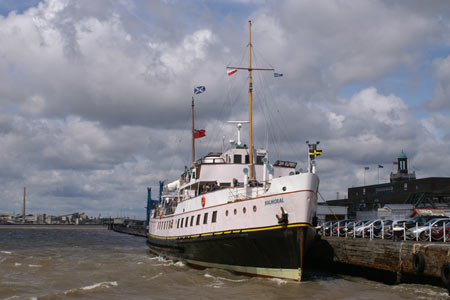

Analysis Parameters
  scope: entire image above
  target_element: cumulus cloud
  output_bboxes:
[0,0,449,216]
[428,55,450,111]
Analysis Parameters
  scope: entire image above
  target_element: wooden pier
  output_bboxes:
[308,235,450,291]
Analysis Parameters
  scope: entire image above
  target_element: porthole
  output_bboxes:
[225,210,229,216]
[282,186,287,191]
[234,209,237,215]
[243,207,246,214]
[253,205,257,212]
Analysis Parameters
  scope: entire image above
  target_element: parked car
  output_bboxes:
[372,220,393,237]
[331,219,352,236]
[403,215,447,230]
[318,221,334,235]
[430,221,450,241]
[354,219,377,237]
[406,218,450,241]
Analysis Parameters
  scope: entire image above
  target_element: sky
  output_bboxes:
[0,0,449,218]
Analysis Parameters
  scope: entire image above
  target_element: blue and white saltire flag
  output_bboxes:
[274,73,283,77]
[194,86,206,94]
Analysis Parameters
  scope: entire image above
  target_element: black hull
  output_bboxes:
[147,223,314,280]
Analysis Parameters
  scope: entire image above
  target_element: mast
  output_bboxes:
[248,21,254,180]
[192,96,195,164]
[226,21,274,181]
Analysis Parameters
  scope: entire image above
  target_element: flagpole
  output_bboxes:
[378,165,380,184]
[192,96,195,165]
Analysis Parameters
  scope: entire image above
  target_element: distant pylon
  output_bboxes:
[23,187,26,224]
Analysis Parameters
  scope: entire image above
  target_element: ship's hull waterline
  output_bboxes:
[147,223,315,281]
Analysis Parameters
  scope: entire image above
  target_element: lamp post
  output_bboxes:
[364,167,369,185]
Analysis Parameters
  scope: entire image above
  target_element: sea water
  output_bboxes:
[0,227,447,300]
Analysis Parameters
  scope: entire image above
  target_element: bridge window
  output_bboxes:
[234,155,242,164]
[196,214,200,225]
[245,155,249,164]
[256,156,264,164]
[190,216,194,227]
[181,218,184,228]
[212,211,217,223]
[203,213,208,224]
[185,217,189,227]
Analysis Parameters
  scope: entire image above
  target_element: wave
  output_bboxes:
[0,251,13,254]
[204,273,248,283]
[28,264,42,268]
[37,281,119,299]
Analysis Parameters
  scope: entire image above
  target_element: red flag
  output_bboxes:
[194,129,206,139]
[227,69,237,76]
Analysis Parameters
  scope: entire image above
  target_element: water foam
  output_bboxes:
[81,281,118,290]
[14,262,22,266]
[0,251,12,254]
[28,264,42,268]
[268,278,287,285]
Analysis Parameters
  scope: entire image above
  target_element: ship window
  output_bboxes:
[234,155,242,164]
[256,155,264,165]
[404,183,408,191]
[212,211,217,223]
[181,218,184,228]
[203,213,208,224]
[190,216,194,227]
[362,188,366,196]
[185,217,189,227]
[177,219,179,228]
[253,205,257,212]
[245,155,249,164]
[234,209,237,215]
[225,210,229,216]
[196,214,200,225]
[243,207,246,214]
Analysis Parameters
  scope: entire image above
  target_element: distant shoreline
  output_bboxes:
[0,224,108,230]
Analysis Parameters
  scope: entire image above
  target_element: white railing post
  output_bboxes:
[382,221,384,240]
[338,223,340,237]
[363,224,365,239]
[444,222,447,243]
[416,222,418,241]
[345,222,347,238]
[370,223,373,240]
[403,223,406,241]
[353,222,356,238]
[429,223,432,242]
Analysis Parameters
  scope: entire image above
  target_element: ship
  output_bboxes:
[147,21,321,281]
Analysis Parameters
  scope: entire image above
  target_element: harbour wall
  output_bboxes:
[308,236,450,290]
